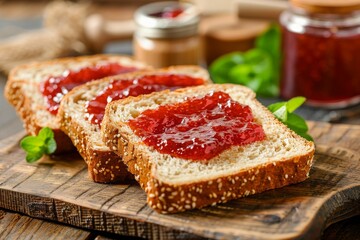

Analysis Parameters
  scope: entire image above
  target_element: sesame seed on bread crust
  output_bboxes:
[4,54,149,154]
[101,84,315,213]
[58,66,211,183]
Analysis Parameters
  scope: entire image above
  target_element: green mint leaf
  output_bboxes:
[20,136,43,151]
[20,127,57,163]
[44,137,57,155]
[272,105,288,122]
[25,151,44,163]
[268,97,313,141]
[286,97,306,113]
[38,127,54,140]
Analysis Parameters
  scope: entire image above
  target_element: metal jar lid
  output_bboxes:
[134,1,199,39]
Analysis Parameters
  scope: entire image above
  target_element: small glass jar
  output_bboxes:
[134,1,200,68]
[280,0,360,108]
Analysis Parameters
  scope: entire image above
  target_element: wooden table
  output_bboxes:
[2,73,360,240]
[0,76,101,239]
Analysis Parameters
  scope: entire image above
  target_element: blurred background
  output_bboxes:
[0,0,282,138]
[1,0,359,135]
[0,0,279,71]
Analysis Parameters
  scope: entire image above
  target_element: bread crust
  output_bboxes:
[60,112,133,183]
[4,54,148,154]
[58,65,211,183]
[101,84,315,213]
[5,76,74,153]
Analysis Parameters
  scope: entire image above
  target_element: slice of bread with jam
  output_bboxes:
[101,84,315,213]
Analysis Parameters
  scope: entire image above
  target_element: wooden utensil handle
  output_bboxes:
[84,14,136,52]
[235,0,288,21]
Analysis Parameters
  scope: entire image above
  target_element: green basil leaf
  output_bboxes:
[286,97,306,113]
[295,131,314,141]
[210,25,281,97]
[245,49,277,97]
[256,81,279,98]
[244,48,269,63]
[267,102,286,112]
[255,24,281,79]
[245,79,262,93]
[256,25,281,59]
[244,49,272,79]
[272,105,288,122]
[227,49,275,96]
[286,113,309,132]
[210,52,245,83]
[229,64,255,85]
[268,97,313,141]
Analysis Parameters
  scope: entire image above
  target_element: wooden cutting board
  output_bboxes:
[0,121,359,240]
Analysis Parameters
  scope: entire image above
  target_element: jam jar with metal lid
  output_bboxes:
[280,0,360,108]
[133,1,200,68]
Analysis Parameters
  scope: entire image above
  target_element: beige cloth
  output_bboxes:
[0,1,91,74]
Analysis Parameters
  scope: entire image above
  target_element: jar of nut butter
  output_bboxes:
[280,0,360,108]
[134,1,200,68]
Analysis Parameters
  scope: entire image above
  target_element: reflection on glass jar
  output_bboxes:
[280,0,360,108]
[134,1,201,68]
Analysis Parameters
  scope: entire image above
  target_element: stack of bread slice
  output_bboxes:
[5,55,314,213]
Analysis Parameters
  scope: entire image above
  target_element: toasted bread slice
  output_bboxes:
[5,54,148,153]
[101,84,315,213]
[58,66,211,183]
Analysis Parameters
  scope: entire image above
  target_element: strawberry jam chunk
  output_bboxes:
[40,62,138,115]
[128,91,266,161]
[86,74,205,125]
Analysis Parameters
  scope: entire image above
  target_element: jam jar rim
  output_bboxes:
[281,7,360,30]
[290,0,360,14]
[134,1,199,39]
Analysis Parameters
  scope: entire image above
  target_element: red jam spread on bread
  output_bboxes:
[86,74,205,125]
[40,63,138,114]
[128,91,266,161]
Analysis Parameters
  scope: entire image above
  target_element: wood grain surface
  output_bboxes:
[0,209,91,240]
[0,121,359,239]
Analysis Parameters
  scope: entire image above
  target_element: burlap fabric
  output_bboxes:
[0,1,91,74]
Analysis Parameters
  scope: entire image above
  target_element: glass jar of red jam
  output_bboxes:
[134,1,201,68]
[280,0,360,108]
